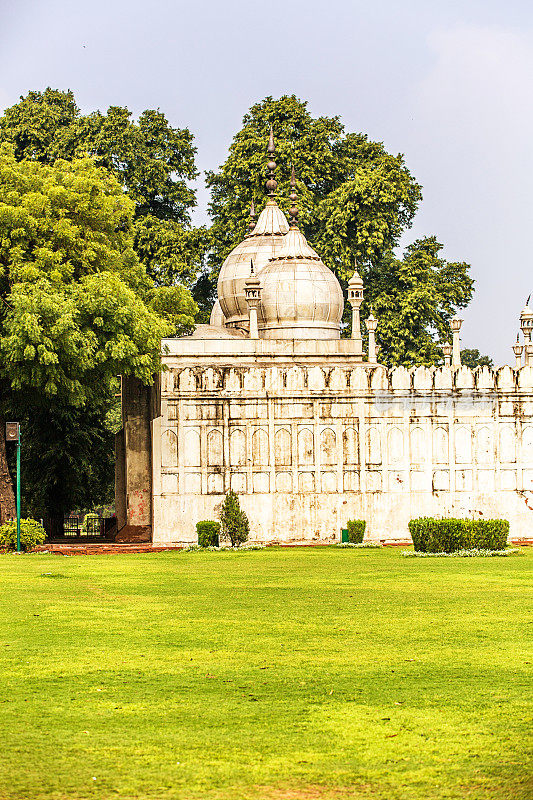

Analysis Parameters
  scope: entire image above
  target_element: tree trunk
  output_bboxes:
[0,427,15,523]
[45,511,65,539]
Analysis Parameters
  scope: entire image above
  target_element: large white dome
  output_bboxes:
[259,228,344,340]
[217,200,289,330]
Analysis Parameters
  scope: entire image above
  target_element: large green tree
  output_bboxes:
[206,95,474,364]
[0,145,194,529]
[0,88,208,288]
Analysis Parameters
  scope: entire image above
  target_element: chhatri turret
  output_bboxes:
[520,297,533,366]
[347,259,364,354]
[215,126,290,331]
[244,259,262,340]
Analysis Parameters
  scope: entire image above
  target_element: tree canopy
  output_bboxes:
[0,145,195,524]
[205,95,474,365]
[0,88,207,288]
[460,349,494,369]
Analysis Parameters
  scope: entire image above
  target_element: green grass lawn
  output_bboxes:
[0,547,531,800]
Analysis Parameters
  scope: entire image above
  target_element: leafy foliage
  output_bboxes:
[368,238,473,366]
[0,518,46,551]
[408,518,509,553]
[196,521,221,548]
[219,491,249,547]
[460,349,494,369]
[0,88,202,288]
[11,401,116,524]
[346,520,366,544]
[205,95,474,365]
[0,147,174,400]
[0,89,80,163]
[0,145,181,523]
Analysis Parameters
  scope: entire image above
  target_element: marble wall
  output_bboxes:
[151,364,533,543]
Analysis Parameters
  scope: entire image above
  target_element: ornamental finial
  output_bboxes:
[289,164,299,228]
[265,125,277,198]
[248,199,256,233]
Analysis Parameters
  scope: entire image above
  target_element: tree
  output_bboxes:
[219,491,249,547]
[205,95,474,364]
[206,95,421,285]
[0,88,79,163]
[0,89,205,289]
[460,349,494,369]
[366,238,473,366]
[0,145,189,529]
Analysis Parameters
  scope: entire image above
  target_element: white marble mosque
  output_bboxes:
[115,131,533,544]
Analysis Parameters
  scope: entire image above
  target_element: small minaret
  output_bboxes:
[520,299,533,366]
[347,259,364,352]
[442,342,452,367]
[244,260,262,340]
[365,312,378,364]
[265,125,278,200]
[512,334,524,369]
[451,317,463,367]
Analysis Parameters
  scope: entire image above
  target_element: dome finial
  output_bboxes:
[289,164,299,228]
[265,125,277,198]
[267,124,275,154]
[248,199,256,233]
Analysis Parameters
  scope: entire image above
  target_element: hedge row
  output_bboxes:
[408,518,509,553]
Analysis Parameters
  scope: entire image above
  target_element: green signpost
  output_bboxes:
[6,422,21,552]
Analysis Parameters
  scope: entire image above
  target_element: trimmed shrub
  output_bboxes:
[346,519,366,544]
[408,518,509,553]
[0,518,46,552]
[220,490,249,547]
[196,520,220,548]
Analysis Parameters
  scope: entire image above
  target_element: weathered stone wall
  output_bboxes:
[117,376,153,542]
[151,363,533,544]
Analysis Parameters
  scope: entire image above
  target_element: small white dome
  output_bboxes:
[259,228,344,340]
[217,200,289,329]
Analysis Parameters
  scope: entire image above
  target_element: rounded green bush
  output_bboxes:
[0,518,46,552]
[347,519,366,544]
[196,521,220,548]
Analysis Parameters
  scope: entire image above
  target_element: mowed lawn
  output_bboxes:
[0,548,531,800]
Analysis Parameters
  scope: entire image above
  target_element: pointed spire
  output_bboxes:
[289,164,299,228]
[245,258,260,286]
[265,125,278,198]
[248,199,256,233]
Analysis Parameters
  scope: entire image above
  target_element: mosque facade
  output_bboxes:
[115,133,533,544]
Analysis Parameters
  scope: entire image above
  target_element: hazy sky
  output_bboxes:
[1,0,532,364]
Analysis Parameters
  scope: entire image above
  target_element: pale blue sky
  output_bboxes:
[1,0,532,364]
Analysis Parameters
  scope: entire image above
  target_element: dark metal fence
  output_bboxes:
[64,516,81,536]
[63,516,104,538]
